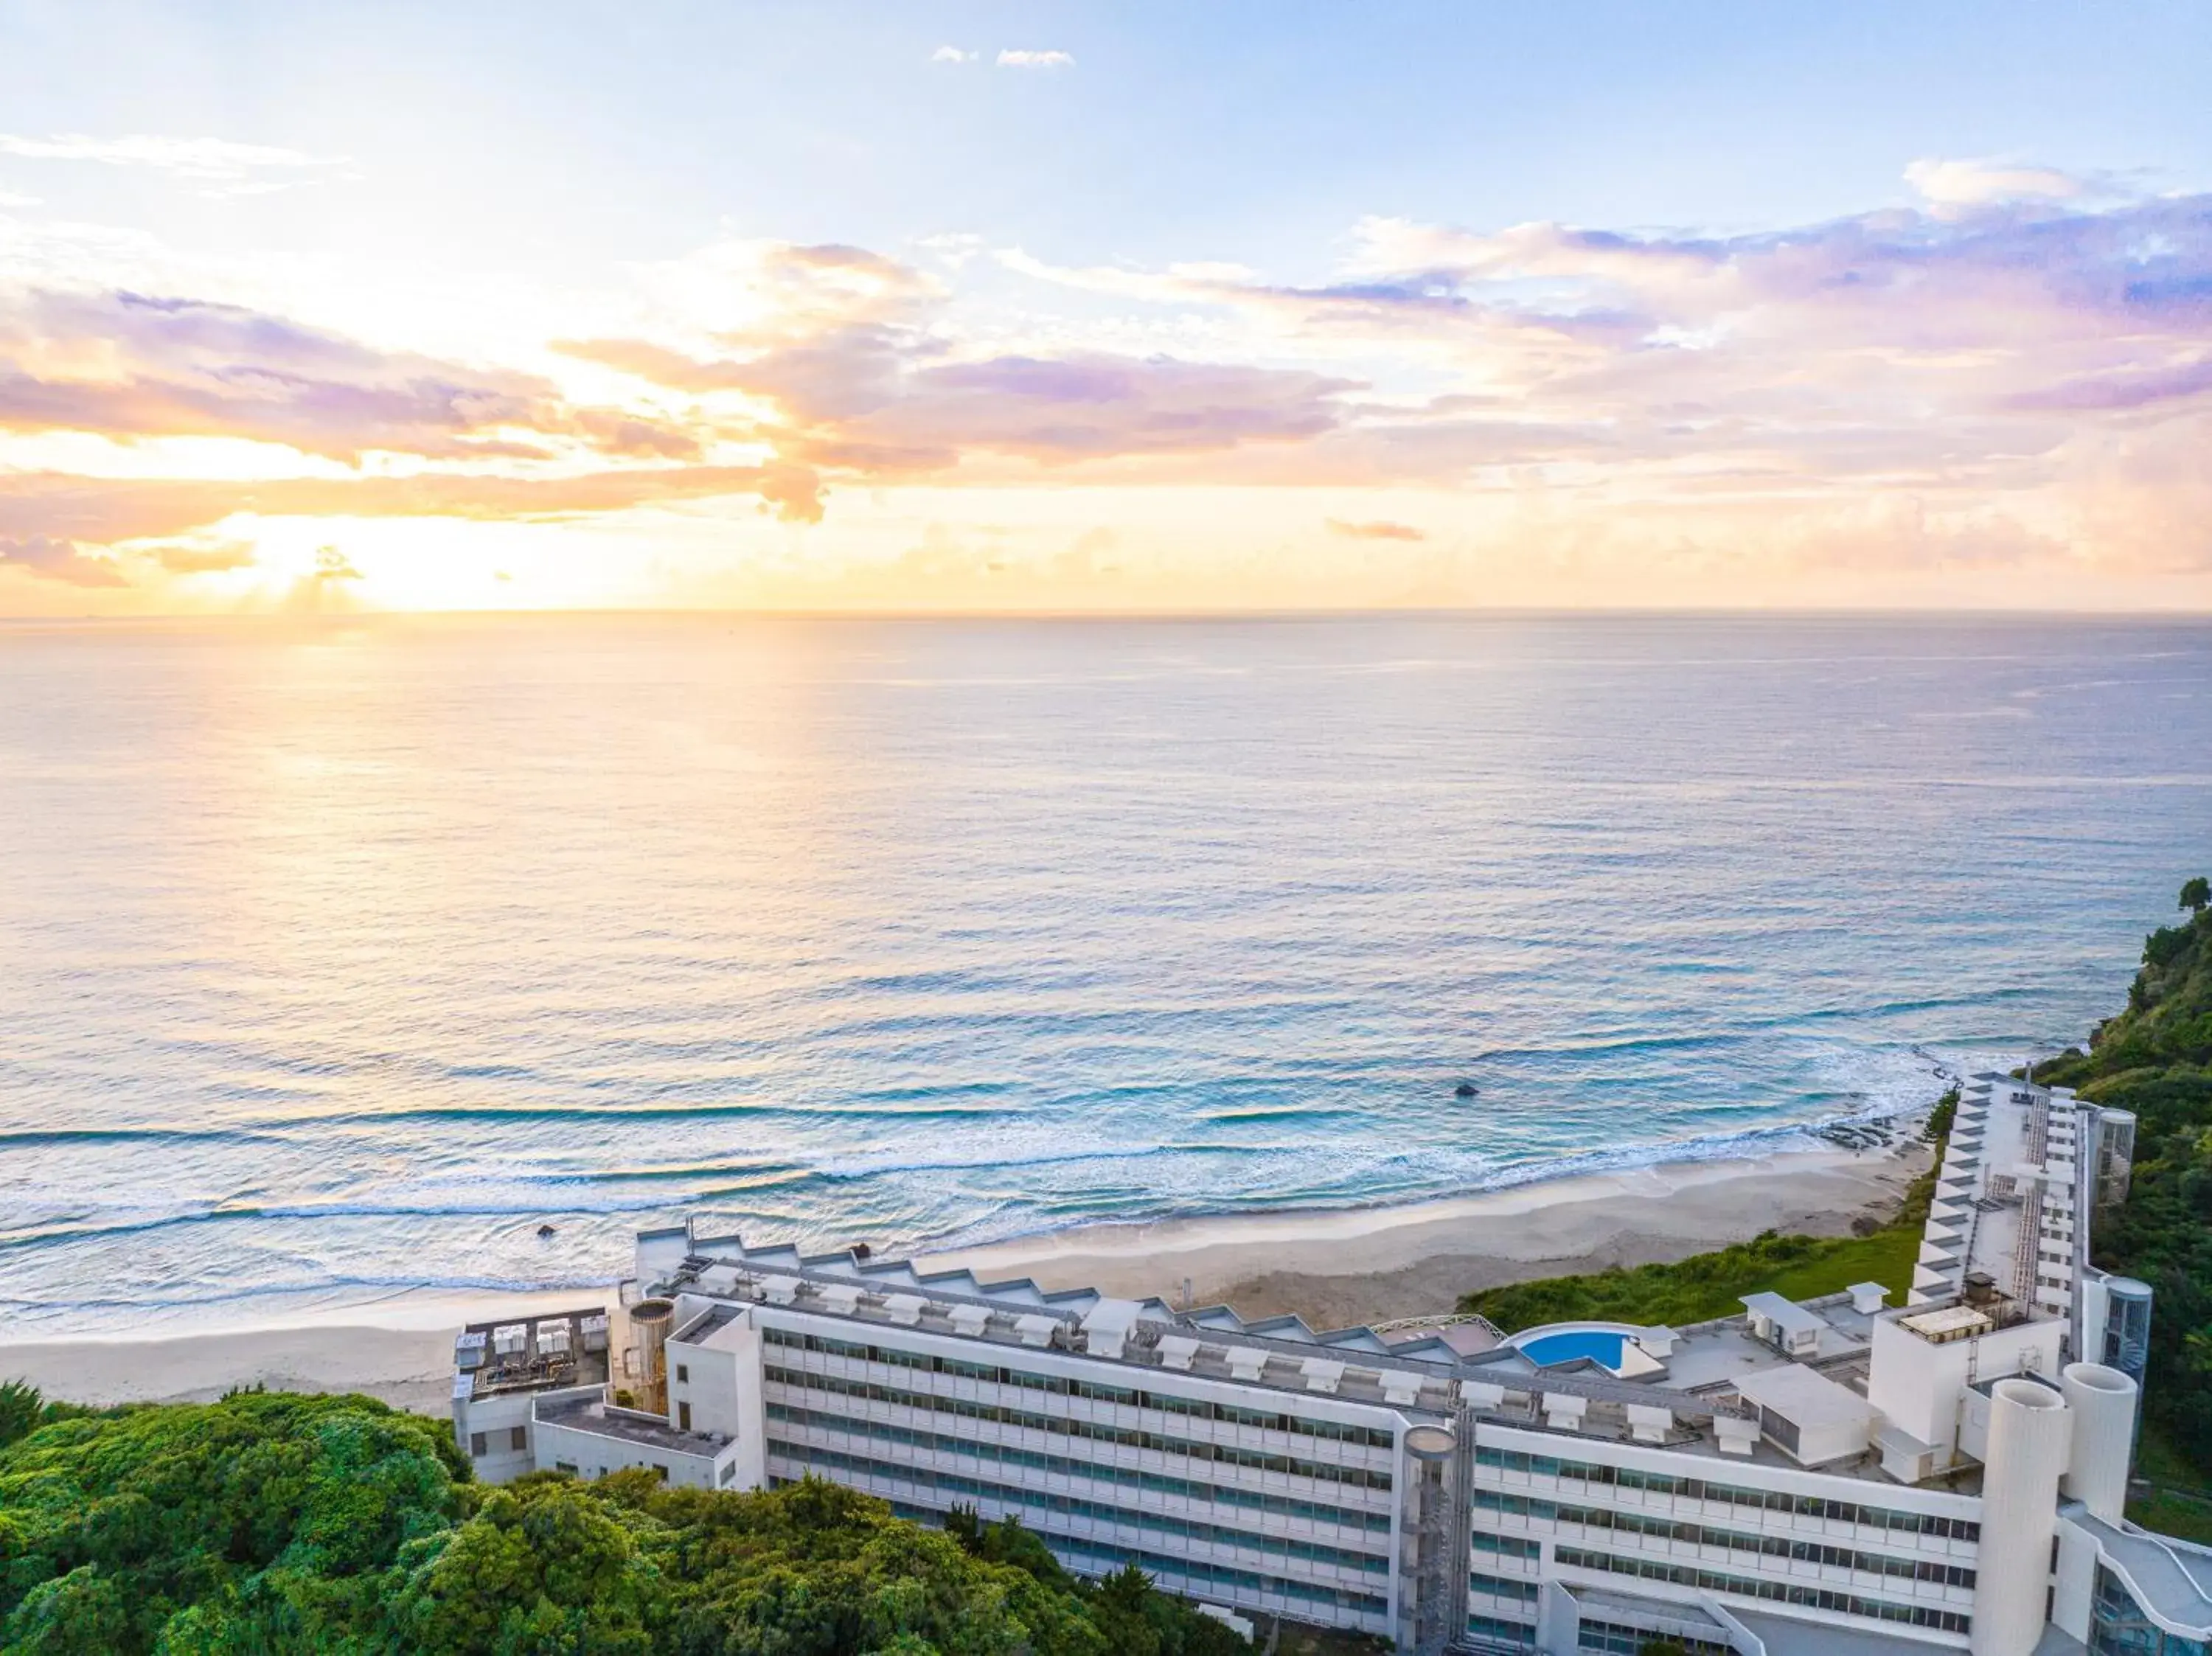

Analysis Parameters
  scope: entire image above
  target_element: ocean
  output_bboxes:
[3,613,2207,1335]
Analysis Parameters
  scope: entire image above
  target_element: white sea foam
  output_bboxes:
[5,613,2206,1333]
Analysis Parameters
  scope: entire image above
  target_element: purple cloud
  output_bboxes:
[0,533,127,585]
[0,290,700,462]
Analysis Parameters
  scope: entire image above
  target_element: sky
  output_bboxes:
[3,1,2211,614]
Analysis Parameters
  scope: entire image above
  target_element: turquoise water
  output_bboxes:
[1515,1331,1630,1369]
[3,613,2209,1333]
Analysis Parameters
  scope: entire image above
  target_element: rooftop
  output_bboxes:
[535,1391,733,1460]
[455,1306,610,1398]
[638,1230,2014,1472]
[1913,1075,2084,1317]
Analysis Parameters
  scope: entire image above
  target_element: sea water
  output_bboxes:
[4,613,2208,1334]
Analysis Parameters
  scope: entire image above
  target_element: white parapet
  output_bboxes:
[2060,1362,2138,1522]
[1971,1378,2073,1656]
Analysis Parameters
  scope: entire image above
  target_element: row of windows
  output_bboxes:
[762,1326,1398,1449]
[1579,1618,1731,1656]
[1470,1570,1540,1604]
[763,1387,1391,1532]
[765,1362,1395,1492]
[1466,1612,1537,1649]
[1475,1490,1976,1589]
[1472,1531,1540,1562]
[767,1403,1388,1574]
[766,1446,1393,1621]
[1473,1445,1980,1542]
[1553,1545,1972,1635]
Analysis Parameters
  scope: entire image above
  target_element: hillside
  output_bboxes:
[0,1387,1252,1656]
[2037,878,2212,1478]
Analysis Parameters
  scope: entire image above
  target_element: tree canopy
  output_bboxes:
[2038,880,2212,1476]
[0,1389,1253,1655]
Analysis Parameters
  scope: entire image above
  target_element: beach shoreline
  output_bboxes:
[0,1135,1927,1411]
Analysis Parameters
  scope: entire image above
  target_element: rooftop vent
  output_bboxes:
[1014,1314,1058,1349]
[1301,1357,1345,1395]
[1379,1371,1423,1407]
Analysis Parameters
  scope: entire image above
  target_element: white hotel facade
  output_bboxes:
[453,1076,2212,1656]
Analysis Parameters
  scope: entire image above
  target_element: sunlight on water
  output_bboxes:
[3,613,2208,1332]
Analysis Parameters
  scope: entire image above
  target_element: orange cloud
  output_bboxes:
[1326,518,1427,541]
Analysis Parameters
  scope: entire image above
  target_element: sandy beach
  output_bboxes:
[0,1139,1926,1413]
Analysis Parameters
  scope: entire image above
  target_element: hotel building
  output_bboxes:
[452,1075,2212,1655]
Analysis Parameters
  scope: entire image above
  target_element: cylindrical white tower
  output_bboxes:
[1971,1378,2072,1656]
[2060,1362,2138,1521]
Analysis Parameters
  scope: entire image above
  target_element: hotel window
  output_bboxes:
[468,1431,487,1458]
[679,1402,693,1430]
[509,1426,528,1452]
[676,1363,689,1384]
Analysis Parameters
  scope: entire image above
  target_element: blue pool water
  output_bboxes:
[1517,1330,1632,1369]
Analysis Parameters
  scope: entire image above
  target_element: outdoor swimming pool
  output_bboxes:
[1516,1329,1630,1368]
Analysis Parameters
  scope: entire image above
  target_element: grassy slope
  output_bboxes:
[1455,1124,1942,1331]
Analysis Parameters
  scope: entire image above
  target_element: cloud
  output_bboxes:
[931,46,975,63]
[574,330,1357,471]
[996,49,1074,69]
[0,189,39,209]
[1326,518,1427,540]
[0,532,127,585]
[568,240,1358,473]
[12,173,2212,606]
[0,133,347,198]
[142,538,258,574]
[1904,156,2095,213]
[0,288,700,462]
[0,461,824,552]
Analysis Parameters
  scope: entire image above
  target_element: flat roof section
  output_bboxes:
[535,1393,731,1460]
[1733,1362,1877,1432]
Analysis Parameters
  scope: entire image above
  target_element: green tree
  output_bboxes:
[2037,884,2212,1475]
[2182,876,2210,915]
[3,1399,1254,1654]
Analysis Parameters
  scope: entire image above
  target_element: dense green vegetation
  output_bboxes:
[1455,1096,1952,1332]
[0,1388,1252,1655]
[2037,879,2212,1486]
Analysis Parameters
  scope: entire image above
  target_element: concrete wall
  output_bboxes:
[453,1388,543,1486]
[533,1414,727,1490]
